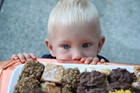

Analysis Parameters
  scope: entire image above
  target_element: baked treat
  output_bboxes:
[133,66,140,88]
[14,77,41,93]
[87,88,108,93]
[77,70,107,93]
[62,68,80,93]
[134,67,140,81]
[41,64,64,84]
[41,82,61,93]
[132,82,140,90]
[18,60,45,80]
[14,60,45,93]
[98,68,111,76]
[108,68,137,84]
[24,88,44,93]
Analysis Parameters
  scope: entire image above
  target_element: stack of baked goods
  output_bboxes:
[13,60,140,93]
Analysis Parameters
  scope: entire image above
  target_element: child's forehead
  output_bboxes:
[48,21,101,40]
[54,23,99,33]
[49,23,100,40]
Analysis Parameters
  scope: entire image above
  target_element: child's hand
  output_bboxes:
[80,57,105,65]
[11,53,37,63]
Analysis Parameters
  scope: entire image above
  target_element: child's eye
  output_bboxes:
[82,43,91,48]
[62,44,71,49]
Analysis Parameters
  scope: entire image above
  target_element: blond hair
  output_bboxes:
[48,0,101,39]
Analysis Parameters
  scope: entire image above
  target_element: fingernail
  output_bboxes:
[15,57,19,60]
[26,59,30,61]
[21,59,25,62]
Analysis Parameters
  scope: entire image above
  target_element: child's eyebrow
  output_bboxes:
[58,39,71,43]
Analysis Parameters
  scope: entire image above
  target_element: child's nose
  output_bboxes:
[72,50,83,60]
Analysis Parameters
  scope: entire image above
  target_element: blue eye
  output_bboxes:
[63,45,71,49]
[82,43,91,48]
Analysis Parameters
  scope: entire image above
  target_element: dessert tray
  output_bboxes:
[7,63,135,93]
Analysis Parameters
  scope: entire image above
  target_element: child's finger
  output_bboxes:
[80,57,86,63]
[29,53,37,60]
[84,57,93,64]
[17,53,26,62]
[100,59,105,63]
[23,52,32,61]
[11,54,19,60]
[90,57,99,65]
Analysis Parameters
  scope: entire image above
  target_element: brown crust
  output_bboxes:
[14,60,45,93]
[62,68,80,93]
[40,64,64,84]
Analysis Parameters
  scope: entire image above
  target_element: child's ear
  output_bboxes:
[45,39,55,57]
[97,36,105,54]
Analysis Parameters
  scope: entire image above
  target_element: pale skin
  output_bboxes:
[12,24,105,64]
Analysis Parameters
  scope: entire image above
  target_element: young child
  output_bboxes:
[12,0,109,64]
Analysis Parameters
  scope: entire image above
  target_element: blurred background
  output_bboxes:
[0,0,140,64]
